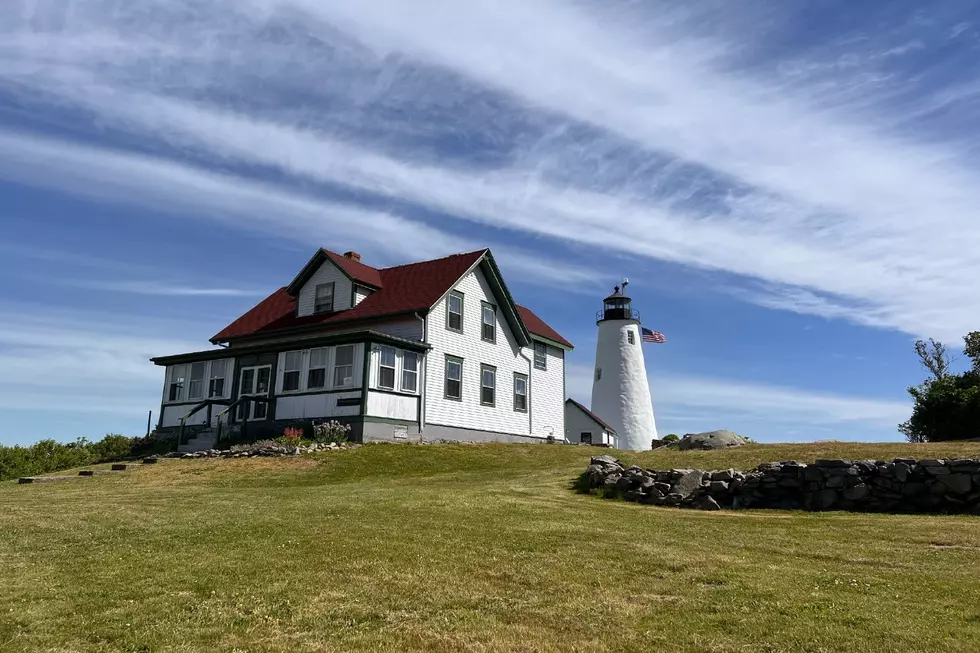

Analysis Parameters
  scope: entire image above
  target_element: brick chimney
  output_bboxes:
[343,251,361,262]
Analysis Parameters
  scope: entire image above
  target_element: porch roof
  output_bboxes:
[150,330,430,366]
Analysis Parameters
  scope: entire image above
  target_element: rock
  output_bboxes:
[591,455,621,467]
[815,459,850,467]
[699,496,722,511]
[938,474,972,495]
[924,465,951,476]
[825,475,847,489]
[711,469,736,482]
[674,430,748,451]
[894,462,910,482]
[803,466,824,481]
[842,483,871,501]
[815,489,838,510]
[673,470,706,498]
[709,480,730,493]
[664,493,683,506]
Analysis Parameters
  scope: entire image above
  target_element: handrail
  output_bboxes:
[176,398,234,449]
[202,395,275,448]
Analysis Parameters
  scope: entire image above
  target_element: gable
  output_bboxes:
[296,258,353,317]
[566,399,614,433]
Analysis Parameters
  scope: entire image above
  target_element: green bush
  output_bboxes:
[0,433,171,482]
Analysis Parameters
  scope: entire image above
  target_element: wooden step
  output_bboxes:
[18,475,80,484]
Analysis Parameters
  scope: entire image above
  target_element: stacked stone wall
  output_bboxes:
[581,455,980,514]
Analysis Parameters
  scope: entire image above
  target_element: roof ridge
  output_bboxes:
[378,248,488,272]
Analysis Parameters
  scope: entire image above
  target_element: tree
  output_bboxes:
[900,334,980,442]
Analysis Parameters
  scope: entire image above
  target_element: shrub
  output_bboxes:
[312,420,351,444]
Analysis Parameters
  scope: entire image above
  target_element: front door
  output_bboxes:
[238,365,272,420]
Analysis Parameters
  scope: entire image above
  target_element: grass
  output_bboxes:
[2,441,980,652]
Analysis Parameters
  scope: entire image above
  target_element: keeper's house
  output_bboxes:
[151,248,572,443]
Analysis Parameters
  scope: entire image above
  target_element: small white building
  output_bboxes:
[564,399,617,447]
[151,248,573,445]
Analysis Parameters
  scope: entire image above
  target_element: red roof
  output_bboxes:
[517,305,573,348]
[212,248,572,348]
[322,250,384,288]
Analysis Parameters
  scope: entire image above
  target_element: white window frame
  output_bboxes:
[334,344,356,388]
[378,346,397,390]
[513,373,527,412]
[167,364,187,402]
[447,291,464,333]
[480,364,496,407]
[307,347,328,390]
[186,362,206,401]
[402,351,419,394]
[208,360,228,398]
[282,350,304,393]
[534,342,547,370]
[314,282,335,314]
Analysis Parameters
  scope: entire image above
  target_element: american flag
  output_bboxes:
[642,327,666,343]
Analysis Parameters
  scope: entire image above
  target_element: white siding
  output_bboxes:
[424,265,532,436]
[354,285,373,306]
[296,260,352,316]
[527,344,565,439]
[276,392,362,420]
[565,403,615,446]
[365,391,419,421]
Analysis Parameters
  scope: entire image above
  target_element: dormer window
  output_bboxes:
[314,282,335,313]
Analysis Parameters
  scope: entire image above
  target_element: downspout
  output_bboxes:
[415,312,427,436]
[518,344,533,437]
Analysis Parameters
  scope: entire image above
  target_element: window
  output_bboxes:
[307,348,327,389]
[402,351,419,393]
[444,356,462,400]
[187,362,206,400]
[481,302,496,342]
[282,351,303,392]
[534,342,547,370]
[480,365,496,406]
[379,346,396,390]
[581,432,593,445]
[168,364,186,401]
[595,367,602,381]
[513,373,527,412]
[334,345,355,387]
[628,331,635,345]
[208,360,226,398]
[314,282,335,313]
[447,291,463,332]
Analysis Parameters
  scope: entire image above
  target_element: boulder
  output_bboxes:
[699,496,722,511]
[674,430,748,451]
[673,470,706,498]
[938,474,972,495]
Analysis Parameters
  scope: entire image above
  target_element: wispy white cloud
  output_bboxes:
[1,0,978,339]
[61,280,271,298]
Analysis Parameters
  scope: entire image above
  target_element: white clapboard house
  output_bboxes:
[151,248,573,445]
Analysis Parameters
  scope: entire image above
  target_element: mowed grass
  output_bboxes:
[2,442,980,652]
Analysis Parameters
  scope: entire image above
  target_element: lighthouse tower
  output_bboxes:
[590,281,658,451]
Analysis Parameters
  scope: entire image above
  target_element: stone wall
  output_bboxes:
[581,455,980,514]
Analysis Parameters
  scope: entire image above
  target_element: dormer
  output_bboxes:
[286,249,383,318]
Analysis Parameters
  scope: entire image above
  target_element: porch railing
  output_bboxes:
[175,396,272,450]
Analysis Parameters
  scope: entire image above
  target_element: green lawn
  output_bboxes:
[2,441,980,652]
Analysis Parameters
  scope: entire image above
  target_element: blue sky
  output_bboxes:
[2,0,979,445]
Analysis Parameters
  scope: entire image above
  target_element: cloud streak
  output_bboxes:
[2,0,979,338]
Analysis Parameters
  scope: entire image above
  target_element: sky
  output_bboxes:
[2,0,979,445]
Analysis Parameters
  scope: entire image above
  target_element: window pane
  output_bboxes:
[315,282,334,313]
[309,348,328,368]
[403,352,418,373]
[379,367,396,389]
[209,359,226,379]
[209,377,225,398]
[481,367,495,405]
[336,345,354,366]
[449,294,462,313]
[447,379,461,398]
[283,371,301,392]
[380,346,396,368]
[446,359,461,381]
[402,370,417,393]
[447,293,463,331]
[284,351,303,371]
[445,358,462,398]
[307,367,326,389]
[482,368,495,388]
[169,364,186,401]
[481,386,494,405]
[534,342,547,370]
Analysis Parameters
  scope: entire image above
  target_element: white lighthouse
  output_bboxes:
[590,281,658,451]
